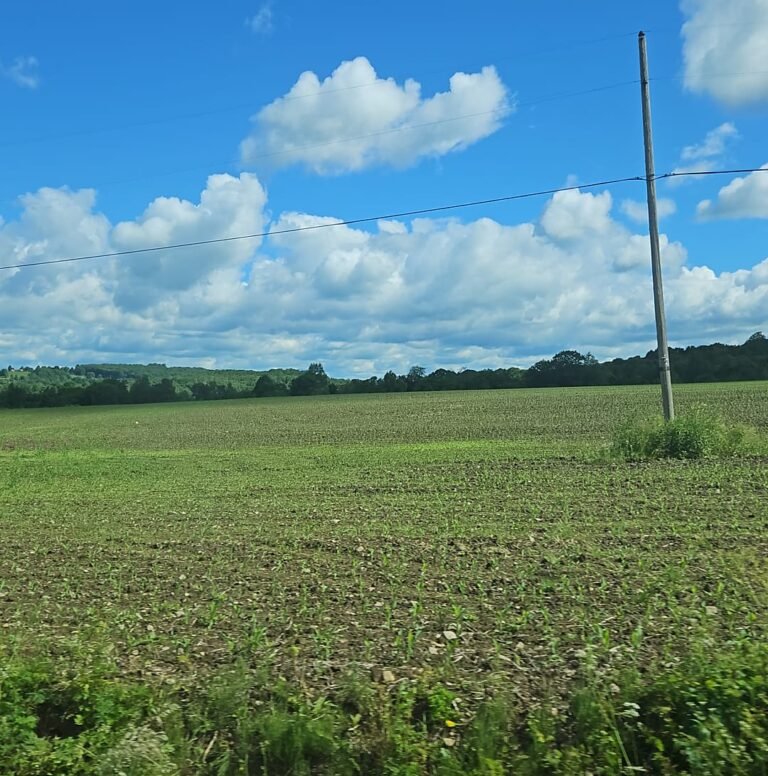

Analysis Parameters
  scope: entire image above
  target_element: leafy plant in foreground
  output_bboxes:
[612,405,751,460]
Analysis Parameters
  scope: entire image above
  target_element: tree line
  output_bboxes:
[1,333,766,410]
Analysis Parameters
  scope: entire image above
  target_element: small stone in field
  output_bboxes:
[382,670,396,683]
[442,630,458,641]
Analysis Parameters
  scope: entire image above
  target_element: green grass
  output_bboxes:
[612,403,754,460]
[1,382,767,773]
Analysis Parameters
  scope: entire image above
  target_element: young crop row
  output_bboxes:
[1,382,767,773]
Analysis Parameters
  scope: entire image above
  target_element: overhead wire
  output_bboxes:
[7,64,764,189]
[0,176,646,272]
[0,30,639,148]
[1,57,761,152]
[2,30,764,196]
[3,166,767,273]
[1,78,642,191]
[5,41,762,191]
[651,70,768,85]
[656,167,768,181]
[230,80,641,169]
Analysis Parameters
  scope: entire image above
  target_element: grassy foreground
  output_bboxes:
[1,383,767,773]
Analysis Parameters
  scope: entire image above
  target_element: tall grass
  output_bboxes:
[612,405,751,461]
[3,638,768,774]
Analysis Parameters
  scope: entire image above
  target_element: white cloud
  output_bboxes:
[697,164,768,219]
[0,174,267,347]
[681,122,738,162]
[682,0,768,106]
[0,187,110,281]
[1,56,39,88]
[671,260,768,328]
[621,198,677,223]
[538,189,686,273]
[111,173,267,293]
[2,177,767,374]
[247,3,273,35]
[240,57,512,174]
[540,189,613,240]
[669,123,739,184]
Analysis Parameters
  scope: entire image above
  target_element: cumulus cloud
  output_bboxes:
[670,123,739,182]
[1,56,39,88]
[697,164,768,219]
[620,198,677,223]
[0,174,268,363]
[682,0,768,106]
[2,176,767,373]
[540,189,613,240]
[110,172,267,307]
[234,190,757,367]
[0,187,110,285]
[240,57,512,173]
[671,260,768,328]
[537,189,686,273]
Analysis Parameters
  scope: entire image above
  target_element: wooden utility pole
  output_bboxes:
[639,31,674,421]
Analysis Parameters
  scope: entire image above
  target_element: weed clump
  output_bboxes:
[2,640,768,774]
[612,405,750,461]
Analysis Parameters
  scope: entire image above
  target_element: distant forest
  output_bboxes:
[1,332,766,410]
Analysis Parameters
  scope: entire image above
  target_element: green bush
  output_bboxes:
[3,642,768,774]
[628,638,768,774]
[0,657,157,775]
[612,405,749,460]
[562,637,768,774]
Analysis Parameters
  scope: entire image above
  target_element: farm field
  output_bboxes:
[1,382,768,773]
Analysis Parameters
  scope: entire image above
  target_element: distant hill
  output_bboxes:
[1,332,766,409]
[0,362,305,408]
[75,363,302,392]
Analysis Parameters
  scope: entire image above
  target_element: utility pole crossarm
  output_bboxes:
[639,31,675,422]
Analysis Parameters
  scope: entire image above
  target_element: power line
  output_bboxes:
[1,79,641,191]
[240,107,510,165]
[93,80,638,187]
[1,63,760,153]
[239,80,639,166]
[2,167,766,274]
[651,70,768,84]
[656,167,768,181]
[0,176,645,272]
[0,32,638,149]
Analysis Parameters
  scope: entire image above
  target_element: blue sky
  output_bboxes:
[1,0,767,375]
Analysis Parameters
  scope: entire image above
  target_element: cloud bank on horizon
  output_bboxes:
[1,172,766,374]
[1,1,768,374]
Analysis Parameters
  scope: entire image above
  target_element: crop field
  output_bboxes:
[1,382,768,773]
